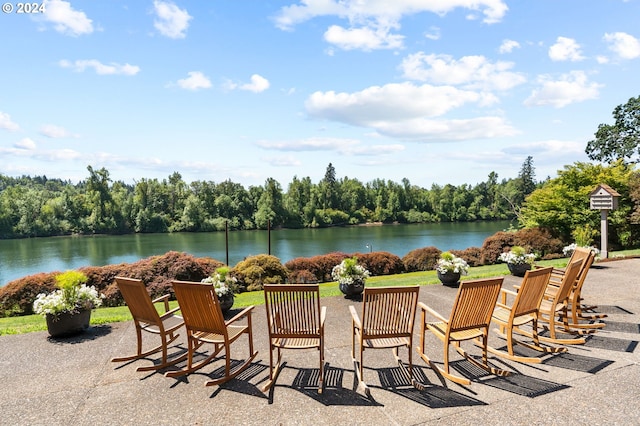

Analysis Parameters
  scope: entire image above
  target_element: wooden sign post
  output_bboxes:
[589,184,620,259]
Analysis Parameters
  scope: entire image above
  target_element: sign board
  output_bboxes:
[589,184,619,210]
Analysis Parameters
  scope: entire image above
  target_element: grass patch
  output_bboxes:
[0,256,605,336]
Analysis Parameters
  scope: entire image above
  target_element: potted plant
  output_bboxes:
[435,251,469,287]
[332,256,370,298]
[33,270,103,337]
[499,246,536,277]
[201,266,237,312]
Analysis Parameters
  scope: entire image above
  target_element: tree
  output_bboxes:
[586,95,640,163]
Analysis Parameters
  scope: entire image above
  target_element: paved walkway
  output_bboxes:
[1,259,639,425]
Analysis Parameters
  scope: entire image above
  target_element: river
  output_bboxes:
[0,220,512,286]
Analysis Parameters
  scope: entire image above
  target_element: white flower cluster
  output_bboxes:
[331,257,370,286]
[436,256,469,275]
[499,251,536,265]
[562,243,600,257]
[201,273,235,298]
[33,285,102,316]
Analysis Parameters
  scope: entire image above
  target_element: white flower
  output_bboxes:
[331,257,370,286]
[499,246,536,265]
[33,284,103,316]
[202,268,236,297]
[436,252,469,275]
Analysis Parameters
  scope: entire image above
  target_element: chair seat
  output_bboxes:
[426,321,484,341]
[193,325,247,344]
[141,315,184,334]
[492,307,536,327]
[362,336,409,349]
[272,337,321,349]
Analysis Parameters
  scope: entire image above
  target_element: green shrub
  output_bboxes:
[514,227,564,258]
[230,254,288,291]
[402,246,442,272]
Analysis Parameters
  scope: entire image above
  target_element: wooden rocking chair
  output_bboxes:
[349,286,420,396]
[111,277,186,372]
[165,280,258,387]
[262,284,326,393]
[488,267,567,363]
[513,259,586,346]
[418,278,510,386]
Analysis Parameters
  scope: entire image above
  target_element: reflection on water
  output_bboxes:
[0,221,511,286]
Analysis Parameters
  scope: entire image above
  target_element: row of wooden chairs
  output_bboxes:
[111,248,600,393]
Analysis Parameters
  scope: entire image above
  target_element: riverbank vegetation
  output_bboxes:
[0,159,536,238]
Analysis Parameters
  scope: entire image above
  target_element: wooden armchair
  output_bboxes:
[418,278,510,386]
[349,286,420,396]
[514,259,586,345]
[488,267,567,363]
[165,280,257,387]
[111,277,186,372]
[262,284,326,393]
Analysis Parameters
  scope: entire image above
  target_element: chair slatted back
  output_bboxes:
[554,259,584,307]
[172,280,227,336]
[264,284,321,338]
[449,278,503,332]
[115,277,161,325]
[361,286,420,338]
[572,249,595,291]
[512,267,553,317]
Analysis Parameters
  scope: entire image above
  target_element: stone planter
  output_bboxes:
[45,309,91,338]
[339,279,365,298]
[437,271,461,287]
[219,293,234,312]
[507,262,532,277]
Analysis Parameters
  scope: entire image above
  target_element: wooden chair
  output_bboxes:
[513,259,586,345]
[262,284,326,393]
[418,278,510,386]
[165,280,257,386]
[349,286,420,396]
[111,277,186,372]
[488,267,567,363]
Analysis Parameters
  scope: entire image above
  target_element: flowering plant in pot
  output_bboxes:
[33,270,103,337]
[499,246,536,276]
[435,251,469,286]
[332,256,370,297]
[201,266,237,312]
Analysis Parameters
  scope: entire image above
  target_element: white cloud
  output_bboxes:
[175,71,212,91]
[424,26,441,41]
[258,137,405,156]
[262,155,302,167]
[15,138,36,150]
[548,37,585,62]
[499,39,520,54]
[40,124,75,138]
[305,82,517,141]
[524,71,602,108]
[604,32,640,60]
[41,0,93,36]
[153,0,192,39]
[0,112,19,131]
[274,0,508,31]
[274,0,507,51]
[400,53,526,91]
[58,59,140,75]
[240,74,270,93]
[324,24,404,51]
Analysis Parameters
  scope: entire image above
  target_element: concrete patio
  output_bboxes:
[1,258,638,425]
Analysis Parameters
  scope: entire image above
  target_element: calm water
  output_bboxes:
[0,221,511,286]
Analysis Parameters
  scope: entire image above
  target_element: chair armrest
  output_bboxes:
[152,293,171,312]
[495,302,511,310]
[320,306,327,328]
[499,288,517,305]
[348,305,361,329]
[159,306,181,320]
[226,305,255,325]
[418,302,448,323]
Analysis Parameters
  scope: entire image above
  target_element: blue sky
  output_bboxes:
[1,0,639,188]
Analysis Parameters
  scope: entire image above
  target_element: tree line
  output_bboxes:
[0,160,538,239]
